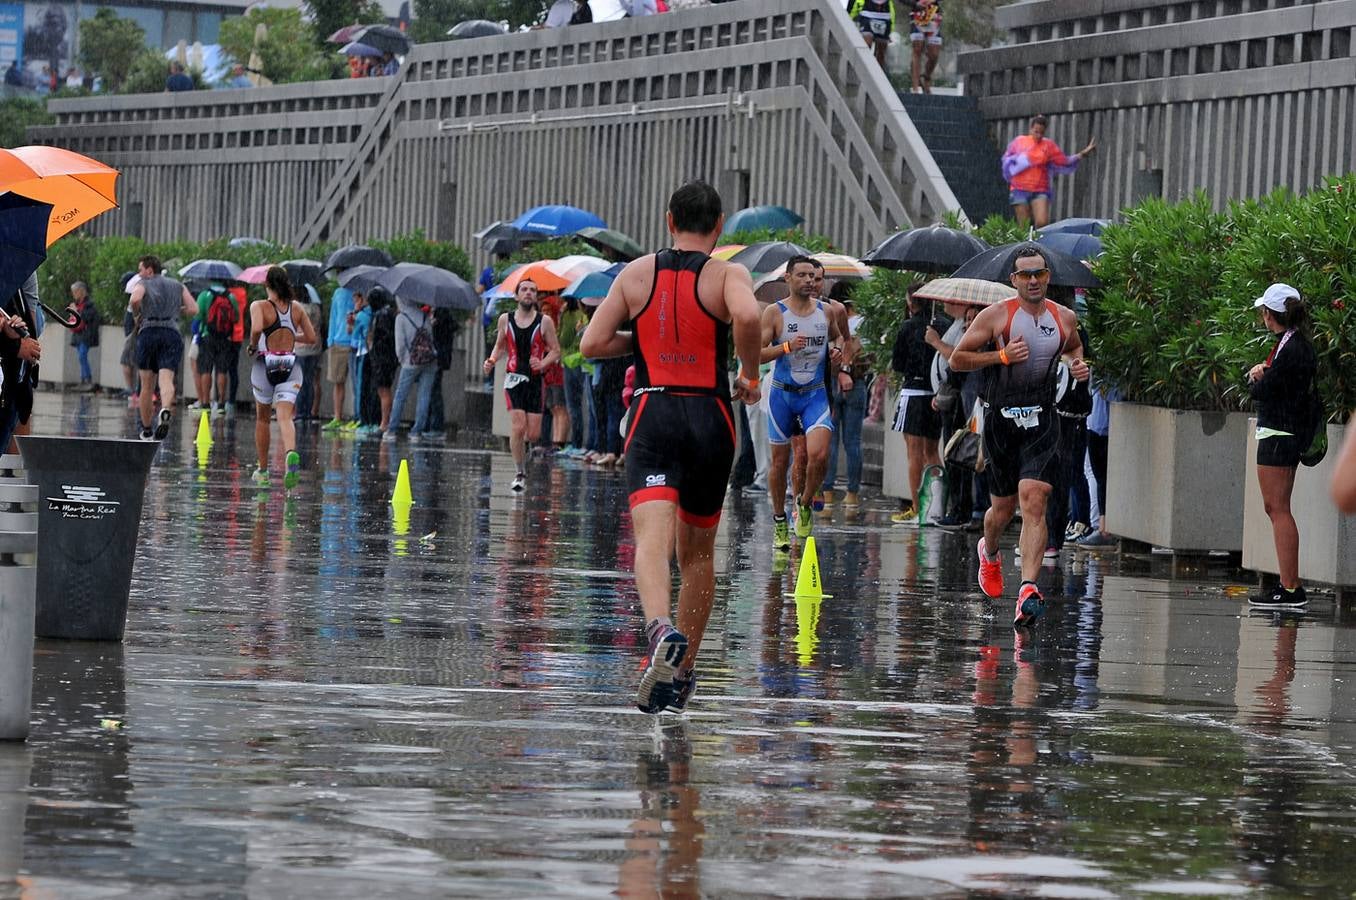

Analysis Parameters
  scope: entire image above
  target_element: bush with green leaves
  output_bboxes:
[723,227,837,252]
[373,229,471,279]
[841,268,920,374]
[1089,178,1356,419]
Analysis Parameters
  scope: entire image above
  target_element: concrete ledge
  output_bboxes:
[1106,403,1249,552]
[1242,420,1356,587]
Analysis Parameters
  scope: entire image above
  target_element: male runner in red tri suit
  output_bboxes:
[581,180,763,714]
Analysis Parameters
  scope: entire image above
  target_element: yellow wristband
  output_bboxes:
[999,348,1010,366]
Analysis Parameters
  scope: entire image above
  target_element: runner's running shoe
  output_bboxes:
[772,516,790,551]
[153,408,172,440]
[510,473,526,493]
[636,624,688,714]
[977,539,1003,598]
[138,428,154,441]
[283,450,301,489]
[1014,582,1045,628]
[322,418,342,431]
[667,670,698,713]
[253,468,270,487]
[1249,585,1308,609]
[795,502,814,539]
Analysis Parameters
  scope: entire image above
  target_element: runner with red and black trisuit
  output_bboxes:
[581,180,763,715]
[950,244,1088,629]
[483,279,560,492]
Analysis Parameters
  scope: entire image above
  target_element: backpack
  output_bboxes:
[405,313,437,366]
[207,291,235,338]
[1300,391,1328,467]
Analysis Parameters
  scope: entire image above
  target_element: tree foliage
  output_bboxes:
[935,0,1004,48]
[411,0,548,42]
[0,97,53,148]
[218,7,341,85]
[78,8,146,92]
[306,0,387,45]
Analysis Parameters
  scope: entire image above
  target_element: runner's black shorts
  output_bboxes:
[982,403,1061,498]
[625,390,736,528]
[1257,432,1302,468]
[504,374,544,415]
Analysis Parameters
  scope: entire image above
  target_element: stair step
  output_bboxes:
[898,92,979,110]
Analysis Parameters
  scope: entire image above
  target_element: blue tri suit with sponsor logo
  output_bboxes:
[767,298,834,445]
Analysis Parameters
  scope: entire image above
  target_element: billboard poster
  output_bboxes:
[22,2,74,88]
[0,3,22,67]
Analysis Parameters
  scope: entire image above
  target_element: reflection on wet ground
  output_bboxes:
[6,393,1356,897]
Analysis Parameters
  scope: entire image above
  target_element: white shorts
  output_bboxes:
[910,22,942,45]
[251,357,303,406]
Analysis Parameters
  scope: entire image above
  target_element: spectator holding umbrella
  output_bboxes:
[1002,114,1096,228]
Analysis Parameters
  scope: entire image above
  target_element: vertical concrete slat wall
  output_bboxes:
[960,0,1356,219]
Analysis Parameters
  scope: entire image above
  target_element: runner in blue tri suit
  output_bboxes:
[760,256,847,550]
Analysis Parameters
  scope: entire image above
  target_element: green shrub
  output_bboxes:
[723,227,837,252]
[1089,180,1356,418]
[0,97,53,148]
[374,229,472,280]
[844,268,920,374]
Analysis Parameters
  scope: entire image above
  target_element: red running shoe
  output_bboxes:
[977,539,1004,598]
[1014,582,1045,629]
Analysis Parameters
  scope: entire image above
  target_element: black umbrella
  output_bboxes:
[350,23,411,55]
[0,193,51,308]
[728,241,812,275]
[860,225,988,274]
[279,258,325,287]
[325,244,395,271]
[449,19,507,38]
[473,220,528,254]
[952,241,1102,290]
[377,263,479,311]
[483,236,519,257]
[336,264,389,294]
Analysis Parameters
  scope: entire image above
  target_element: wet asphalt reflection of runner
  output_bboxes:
[13,392,1356,897]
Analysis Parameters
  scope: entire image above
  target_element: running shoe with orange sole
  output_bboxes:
[1014,582,1045,629]
[977,539,1003,598]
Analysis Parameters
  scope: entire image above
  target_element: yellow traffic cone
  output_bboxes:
[195,410,212,447]
[794,594,821,667]
[391,459,413,506]
[787,536,831,599]
[392,499,411,557]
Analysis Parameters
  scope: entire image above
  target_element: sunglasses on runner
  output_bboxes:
[1013,267,1050,281]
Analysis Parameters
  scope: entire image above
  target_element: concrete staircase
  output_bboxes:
[899,93,1009,224]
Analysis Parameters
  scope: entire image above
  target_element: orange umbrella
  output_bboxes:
[496,259,573,294]
[0,146,119,244]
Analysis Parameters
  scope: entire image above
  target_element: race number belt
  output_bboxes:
[1000,405,1043,430]
[504,372,530,390]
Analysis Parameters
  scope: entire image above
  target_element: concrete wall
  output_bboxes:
[959,0,1356,218]
[1242,420,1356,586]
[1105,402,1250,552]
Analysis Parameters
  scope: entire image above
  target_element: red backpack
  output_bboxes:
[207,291,236,337]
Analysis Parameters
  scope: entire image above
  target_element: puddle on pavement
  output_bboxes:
[4,393,1356,897]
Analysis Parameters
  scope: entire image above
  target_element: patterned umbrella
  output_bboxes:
[753,252,872,303]
[911,277,1015,307]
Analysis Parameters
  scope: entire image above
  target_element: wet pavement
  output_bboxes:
[5,391,1356,898]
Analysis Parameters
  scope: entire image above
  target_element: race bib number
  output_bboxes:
[1001,405,1042,430]
[504,372,529,390]
[869,17,890,37]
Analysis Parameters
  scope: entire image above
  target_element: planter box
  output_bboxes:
[1106,403,1249,552]
[882,425,911,499]
[1242,420,1356,587]
[37,328,77,386]
[98,325,129,391]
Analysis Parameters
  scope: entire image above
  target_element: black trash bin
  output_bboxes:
[17,436,158,641]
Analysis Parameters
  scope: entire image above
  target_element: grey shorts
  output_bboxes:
[545,383,566,408]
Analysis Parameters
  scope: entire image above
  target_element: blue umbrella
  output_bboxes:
[562,262,624,306]
[1037,231,1103,261]
[0,193,52,307]
[341,41,382,57]
[1038,217,1110,237]
[721,205,804,236]
[179,259,243,282]
[511,204,606,236]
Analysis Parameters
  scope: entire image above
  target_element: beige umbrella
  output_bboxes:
[753,252,873,304]
[911,277,1015,307]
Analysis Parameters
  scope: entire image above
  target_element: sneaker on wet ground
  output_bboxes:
[636,624,688,714]
[1014,582,1045,628]
[322,418,343,431]
[380,430,397,443]
[772,516,790,551]
[1076,530,1118,548]
[1249,585,1308,609]
[138,428,154,441]
[1065,521,1090,542]
[252,468,270,487]
[667,670,698,713]
[795,502,813,539]
[936,514,968,532]
[283,450,301,489]
[510,473,526,493]
[153,408,172,440]
[977,539,1003,598]
[890,508,917,526]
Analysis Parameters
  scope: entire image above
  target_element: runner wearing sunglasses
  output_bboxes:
[949,245,1088,627]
